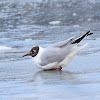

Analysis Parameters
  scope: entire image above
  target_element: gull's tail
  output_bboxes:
[72,31,93,44]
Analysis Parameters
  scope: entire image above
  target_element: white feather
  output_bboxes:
[59,43,88,67]
[32,46,44,68]
[32,46,58,69]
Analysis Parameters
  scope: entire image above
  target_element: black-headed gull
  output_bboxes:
[23,31,93,70]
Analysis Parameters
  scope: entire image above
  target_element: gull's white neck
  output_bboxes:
[32,46,44,66]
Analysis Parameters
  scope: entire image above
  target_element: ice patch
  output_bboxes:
[25,39,33,42]
[87,18,93,21]
[49,21,60,25]
[0,45,12,50]
[73,25,80,28]
[73,12,77,16]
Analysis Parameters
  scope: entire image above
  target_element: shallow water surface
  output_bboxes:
[0,0,100,100]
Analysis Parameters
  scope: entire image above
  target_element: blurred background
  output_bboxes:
[0,0,100,100]
[0,0,99,62]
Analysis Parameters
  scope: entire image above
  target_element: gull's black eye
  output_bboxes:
[30,46,39,57]
[32,50,34,53]
[31,50,36,54]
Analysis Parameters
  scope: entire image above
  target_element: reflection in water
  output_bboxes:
[28,70,76,85]
[1,67,100,99]
[27,70,77,99]
[24,70,100,100]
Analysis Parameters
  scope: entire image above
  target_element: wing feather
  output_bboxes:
[50,37,75,48]
[40,42,76,66]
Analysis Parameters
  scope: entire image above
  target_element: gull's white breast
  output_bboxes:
[32,46,44,68]
[32,46,58,69]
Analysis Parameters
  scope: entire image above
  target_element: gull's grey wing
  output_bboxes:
[50,37,75,48]
[39,43,76,66]
[39,31,93,67]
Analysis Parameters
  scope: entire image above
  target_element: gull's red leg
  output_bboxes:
[44,67,62,71]
[59,66,62,70]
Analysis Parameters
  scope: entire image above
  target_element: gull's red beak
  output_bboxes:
[23,53,31,57]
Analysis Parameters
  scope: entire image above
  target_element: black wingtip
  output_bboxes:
[87,32,93,36]
[86,31,90,34]
[86,31,93,36]
[72,31,93,44]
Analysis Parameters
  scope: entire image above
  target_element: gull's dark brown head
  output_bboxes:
[23,46,39,57]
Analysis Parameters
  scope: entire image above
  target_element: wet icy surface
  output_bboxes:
[0,0,100,100]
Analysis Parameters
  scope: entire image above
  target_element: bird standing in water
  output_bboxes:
[23,31,93,70]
